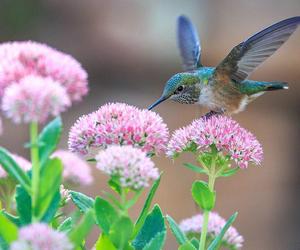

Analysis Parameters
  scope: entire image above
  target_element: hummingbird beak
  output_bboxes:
[148,96,168,110]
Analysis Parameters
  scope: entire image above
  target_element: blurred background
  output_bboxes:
[0,0,299,249]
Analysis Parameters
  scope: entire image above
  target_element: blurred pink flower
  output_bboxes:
[68,103,169,157]
[167,116,263,168]
[179,212,244,249]
[0,154,31,178]
[96,145,159,189]
[10,223,73,250]
[52,150,93,186]
[0,41,88,101]
[2,75,70,123]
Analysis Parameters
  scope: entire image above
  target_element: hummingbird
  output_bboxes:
[148,16,300,116]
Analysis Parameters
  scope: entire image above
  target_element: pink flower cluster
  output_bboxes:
[10,223,73,250]
[0,154,31,178]
[68,103,169,157]
[2,76,70,123]
[96,145,159,189]
[179,212,244,249]
[0,116,2,135]
[0,41,88,124]
[52,150,93,186]
[167,116,263,168]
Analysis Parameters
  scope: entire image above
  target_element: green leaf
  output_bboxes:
[166,215,188,245]
[183,163,207,174]
[35,158,62,220]
[38,117,62,168]
[133,175,161,237]
[69,209,95,247]
[109,216,133,249]
[94,196,118,234]
[0,147,31,192]
[15,185,31,224]
[178,242,197,250]
[0,235,9,250]
[191,181,215,211]
[220,167,239,177]
[207,212,238,250]
[58,217,73,233]
[108,178,121,195]
[95,234,117,250]
[132,205,166,250]
[0,213,18,243]
[70,191,94,213]
[143,231,166,250]
[41,191,61,222]
[190,238,199,249]
[0,211,20,227]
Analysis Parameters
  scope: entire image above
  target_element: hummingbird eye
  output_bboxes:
[176,86,184,93]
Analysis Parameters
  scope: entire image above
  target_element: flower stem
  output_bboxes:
[120,188,128,216]
[30,122,39,222]
[199,150,217,250]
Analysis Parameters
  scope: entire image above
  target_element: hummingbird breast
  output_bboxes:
[198,82,248,114]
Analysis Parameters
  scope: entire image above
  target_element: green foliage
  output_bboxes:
[15,185,31,224]
[38,117,62,168]
[58,217,73,233]
[0,211,20,227]
[132,205,166,250]
[166,215,188,245]
[191,181,215,211]
[68,209,95,248]
[183,163,207,174]
[94,196,118,234]
[109,216,133,249]
[0,147,31,192]
[0,213,18,244]
[108,178,122,195]
[219,167,239,177]
[70,191,95,213]
[190,238,199,249]
[95,234,117,250]
[178,242,197,250]
[207,212,238,250]
[133,175,161,237]
[35,158,62,221]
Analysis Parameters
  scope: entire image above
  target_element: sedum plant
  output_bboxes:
[0,40,265,250]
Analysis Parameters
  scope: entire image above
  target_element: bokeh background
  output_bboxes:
[0,0,300,249]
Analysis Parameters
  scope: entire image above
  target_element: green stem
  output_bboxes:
[199,150,217,250]
[120,188,128,216]
[30,122,39,222]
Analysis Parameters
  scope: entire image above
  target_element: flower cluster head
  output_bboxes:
[167,116,263,168]
[0,154,31,178]
[96,145,159,189]
[179,212,244,249]
[0,41,88,100]
[10,223,73,250]
[52,150,93,186]
[68,103,169,158]
[0,41,88,124]
[0,116,2,135]
[2,76,70,123]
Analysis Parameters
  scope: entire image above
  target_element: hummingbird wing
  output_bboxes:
[177,15,202,71]
[215,16,300,82]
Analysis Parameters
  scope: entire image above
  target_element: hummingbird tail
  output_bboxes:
[264,82,289,91]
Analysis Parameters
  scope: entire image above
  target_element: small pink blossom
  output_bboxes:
[52,150,93,186]
[96,145,159,189]
[167,116,263,168]
[0,41,88,101]
[0,154,31,178]
[179,212,244,249]
[1,75,70,123]
[68,103,169,157]
[10,223,73,250]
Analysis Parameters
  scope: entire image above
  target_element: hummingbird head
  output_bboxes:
[148,72,200,110]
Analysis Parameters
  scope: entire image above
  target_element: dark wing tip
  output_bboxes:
[245,16,300,45]
[177,15,192,27]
